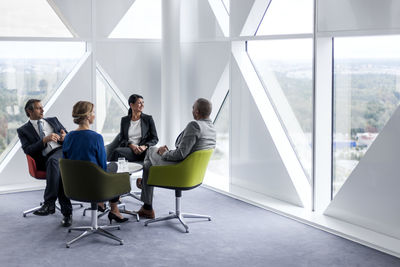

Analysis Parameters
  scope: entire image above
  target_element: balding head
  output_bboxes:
[192,98,212,120]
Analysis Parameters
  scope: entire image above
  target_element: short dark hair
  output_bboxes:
[128,94,143,115]
[195,98,212,118]
[24,99,41,117]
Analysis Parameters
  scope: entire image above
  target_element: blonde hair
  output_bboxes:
[72,101,94,125]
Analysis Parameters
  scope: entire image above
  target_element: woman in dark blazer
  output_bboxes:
[109,94,158,162]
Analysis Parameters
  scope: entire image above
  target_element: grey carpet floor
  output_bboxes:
[0,187,399,267]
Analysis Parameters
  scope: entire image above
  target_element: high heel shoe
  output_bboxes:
[108,212,128,224]
[97,204,106,212]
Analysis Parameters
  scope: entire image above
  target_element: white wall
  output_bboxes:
[96,41,161,127]
[180,41,230,124]
[230,59,302,206]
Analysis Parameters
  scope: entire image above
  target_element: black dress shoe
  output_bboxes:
[33,203,56,216]
[61,215,72,227]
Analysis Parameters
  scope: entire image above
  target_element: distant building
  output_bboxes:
[356,132,378,147]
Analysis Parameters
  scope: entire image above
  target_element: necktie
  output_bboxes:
[37,120,45,139]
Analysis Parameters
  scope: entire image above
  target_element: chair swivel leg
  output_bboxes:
[66,203,123,248]
[22,205,43,217]
[144,190,211,233]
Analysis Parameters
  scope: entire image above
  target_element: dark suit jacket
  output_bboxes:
[118,113,158,148]
[17,117,67,171]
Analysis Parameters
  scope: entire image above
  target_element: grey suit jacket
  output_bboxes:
[161,119,216,162]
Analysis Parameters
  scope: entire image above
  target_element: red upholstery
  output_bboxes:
[26,155,46,179]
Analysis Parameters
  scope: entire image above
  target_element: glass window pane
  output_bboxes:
[205,93,230,191]
[109,0,161,39]
[0,41,85,162]
[96,70,128,144]
[247,39,313,179]
[333,35,400,196]
[256,0,313,36]
[0,0,72,37]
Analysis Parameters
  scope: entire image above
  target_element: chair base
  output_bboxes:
[23,202,83,217]
[120,209,140,222]
[66,225,123,248]
[66,204,124,248]
[119,191,142,222]
[143,195,211,233]
[121,191,142,202]
[82,203,126,218]
[144,212,211,233]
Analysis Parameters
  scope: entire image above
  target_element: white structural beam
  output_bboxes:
[325,105,400,240]
[210,62,230,121]
[207,0,229,37]
[240,0,271,36]
[161,0,181,146]
[313,37,333,213]
[232,42,311,208]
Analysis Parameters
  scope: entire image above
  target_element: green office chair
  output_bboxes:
[59,159,131,248]
[144,149,214,233]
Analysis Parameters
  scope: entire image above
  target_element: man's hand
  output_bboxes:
[157,145,168,155]
[43,133,60,144]
[59,129,66,142]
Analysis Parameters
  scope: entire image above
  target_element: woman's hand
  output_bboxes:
[129,144,141,155]
[129,144,147,154]
[138,145,147,153]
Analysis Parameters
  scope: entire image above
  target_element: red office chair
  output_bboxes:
[23,155,83,217]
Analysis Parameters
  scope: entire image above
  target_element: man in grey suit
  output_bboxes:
[136,98,216,218]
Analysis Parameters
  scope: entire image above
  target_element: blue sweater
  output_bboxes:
[62,130,107,171]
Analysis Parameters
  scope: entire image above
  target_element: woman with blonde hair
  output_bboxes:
[62,101,128,223]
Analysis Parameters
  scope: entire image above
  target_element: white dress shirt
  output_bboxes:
[30,119,61,156]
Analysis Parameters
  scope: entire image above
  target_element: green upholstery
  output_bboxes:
[59,159,131,203]
[147,149,214,189]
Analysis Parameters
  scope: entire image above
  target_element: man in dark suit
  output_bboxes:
[17,99,72,227]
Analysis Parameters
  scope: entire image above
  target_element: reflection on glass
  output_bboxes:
[256,0,313,36]
[109,0,161,39]
[333,35,400,196]
[205,93,229,191]
[247,39,313,179]
[96,70,127,144]
[0,41,85,161]
[0,0,72,37]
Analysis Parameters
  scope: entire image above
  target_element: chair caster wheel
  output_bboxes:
[66,245,70,248]
[208,218,211,221]
[23,214,26,217]
[68,229,71,233]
